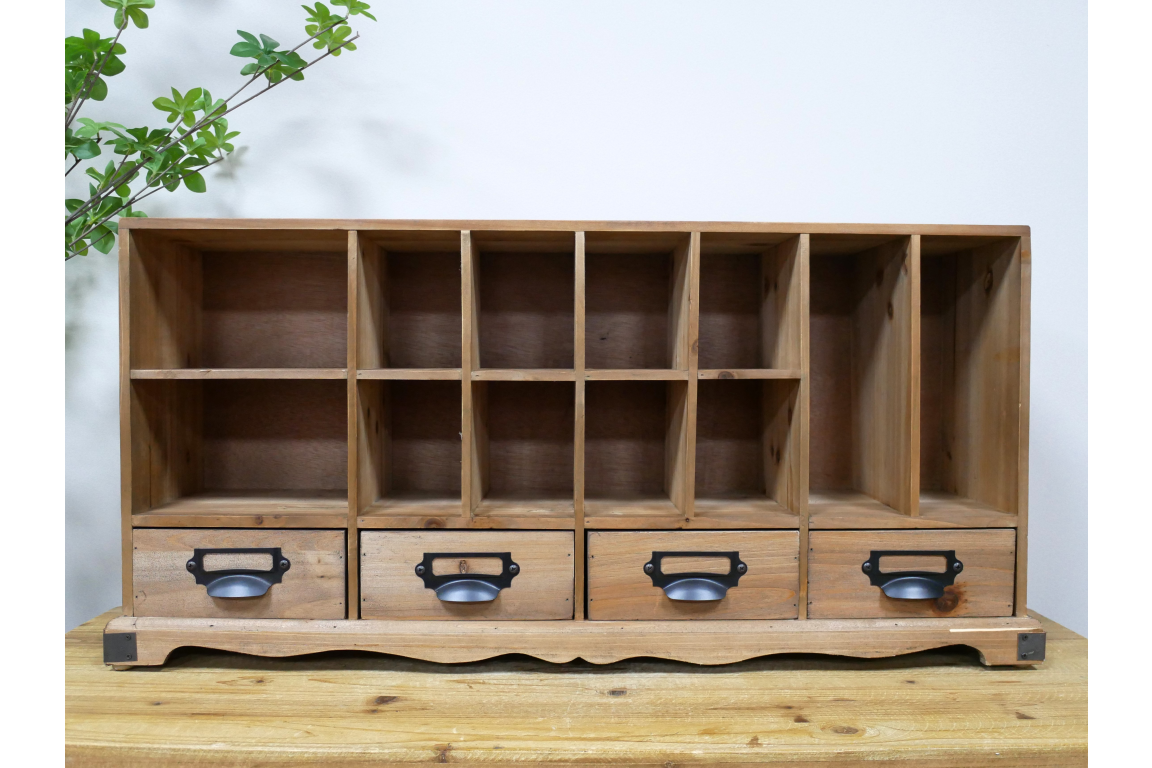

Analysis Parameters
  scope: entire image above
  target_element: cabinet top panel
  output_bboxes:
[120,218,1029,238]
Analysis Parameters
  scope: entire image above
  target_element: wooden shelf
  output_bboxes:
[131,368,347,380]
[692,496,799,526]
[132,490,348,528]
[356,368,461,380]
[472,496,576,529]
[471,369,575,381]
[697,369,802,380]
[585,369,689,380]
[809,491,1017,529]
[357,495,465,528]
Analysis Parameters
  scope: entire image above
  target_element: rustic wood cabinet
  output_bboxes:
[104,220,1043,667]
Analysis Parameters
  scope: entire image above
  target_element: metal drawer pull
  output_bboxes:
[186,547,290,598]
[643,551,747,602]
[415,552,520,603]
[862,550,963,600]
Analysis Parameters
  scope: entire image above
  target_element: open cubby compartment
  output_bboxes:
[698,233,805,373]
[468,381,575,519]
[584,232,691,370]
[919,235,1023,521]
[583,380,690,520]
[470,231,576,370]
[357,379,463,521]
[694,378,802,526]
[128,229,349,372]
[128,378,348,523]
[357,230,462,370]
[808,234,916,525]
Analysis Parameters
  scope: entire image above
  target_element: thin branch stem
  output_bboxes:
[65,32,359,227]
[65,18,129,129]
[66,155,228,259]
[65,156,84,177]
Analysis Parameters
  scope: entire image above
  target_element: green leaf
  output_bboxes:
[89,78,108,101]
[65,199,86,214]
[127,7,148,28]
[183,171,207,193]
[73,140,102,159]
[91,226,117,254]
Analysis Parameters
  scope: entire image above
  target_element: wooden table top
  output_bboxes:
[66,609,1086,767]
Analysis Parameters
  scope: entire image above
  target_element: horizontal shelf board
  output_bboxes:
[357,496,464,528]
[356,368,462,380]
[122,218,1031,239]
[697,369,804,380]
[809,491,1019,529]
[474,496,576,518]
[134,490,348,528]
[131,368,348,380]
[471,369,576,381]
[693,497,799,526]
[584,497,682,518]
[585,369,690,381]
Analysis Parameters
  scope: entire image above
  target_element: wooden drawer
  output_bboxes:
[807,529,1016,619]
[586,531,800,620]
[132,529,346,619]
[360,531,574,620]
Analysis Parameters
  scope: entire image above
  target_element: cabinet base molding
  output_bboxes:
[103,614,1044,668]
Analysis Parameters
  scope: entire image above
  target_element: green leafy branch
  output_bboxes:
[65,0,375,259]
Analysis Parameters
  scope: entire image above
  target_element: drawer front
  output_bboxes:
[132,529,346,619]
[807,529,1016,619]
[586,531,800,620]
[360,531,574,620]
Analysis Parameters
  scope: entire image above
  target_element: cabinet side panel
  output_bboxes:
[851,238,915,514]
[1016,235,1031,616]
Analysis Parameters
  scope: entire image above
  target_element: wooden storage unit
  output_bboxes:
[109,220,1040,668]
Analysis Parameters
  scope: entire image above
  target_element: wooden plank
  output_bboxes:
[586,369,689,380]
[119,232,135,614]
[807,529,1016,619]
[471,369,576,381]
[120,217,1033,238]
[461,230,478,520]
[130,368,348,379]
[1016,235,1032,616]
[909,235,922,517]
[347,231,361,617]
[853,238,916,515]
[360,531,574,619]
[356,368,461,380]
[683,232,701,519]
[357,234,384,369]
[199,250,348,369]
[812,491,1018,529]
[697,369,803,379]
[574,231,586,620]
[796,233,811,619]
[132,529,346,619]
[587,531,799,620]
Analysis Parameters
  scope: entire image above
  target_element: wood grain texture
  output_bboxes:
[587,531,799,620]
[130,368,348,379]
[360,531,574,619]
[807,529,1016,619]
[480,381,575,499]
[809,238,915,515]
[132,490,348,528]
[201,379,348,492]
[585,380,676,502]
[132,529,346,619]
[75,608,1080,765]
[200,251,348,368]
[811,491,1018,529]
[476,249,575,369]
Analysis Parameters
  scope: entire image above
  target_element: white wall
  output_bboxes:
[65,0,1087,634]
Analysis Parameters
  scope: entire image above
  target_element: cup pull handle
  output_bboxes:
[643,551,747,602]
[414,552,520,603]
[862,550,963,600]
[186,547,290,598]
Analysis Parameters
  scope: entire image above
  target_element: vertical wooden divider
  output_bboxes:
[796,234,811,619]
[346,230,361,618]
[682,232,702,521]
[119,231,135,615]
[1015,235,1032,617]
[909,235,922,519]
[461,231,478,523]
[574,232,586,620]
